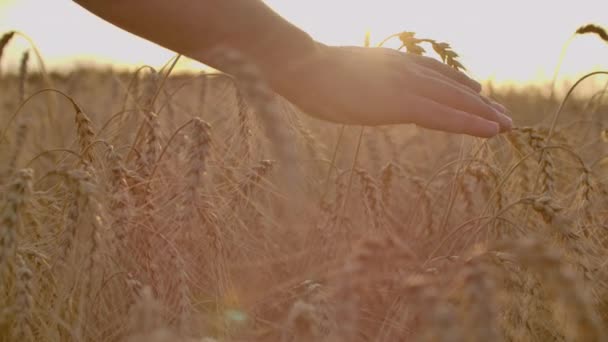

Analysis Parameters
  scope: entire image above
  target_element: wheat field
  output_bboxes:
[1,27,608,341]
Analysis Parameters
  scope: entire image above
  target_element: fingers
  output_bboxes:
[383,93,501,137]
[404,72,513,131]
[418,66,508,116]
[405,53,482,92]
[419,65,510,114]
[390,49,512,131]
[407,60,512,131]
[483,97,508,115]
[479,97,511,131]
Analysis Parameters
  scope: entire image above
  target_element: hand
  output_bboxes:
[265,43,512,138]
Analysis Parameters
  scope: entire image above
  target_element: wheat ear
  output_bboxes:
[576,24,608,43]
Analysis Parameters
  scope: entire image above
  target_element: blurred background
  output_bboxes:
[0,0,607,86]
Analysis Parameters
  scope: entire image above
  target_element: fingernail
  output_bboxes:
[491,107,512,130]
[488,121,500,136]
[490,101,508,114]
[499,113,513,132]
[472,80,483,92]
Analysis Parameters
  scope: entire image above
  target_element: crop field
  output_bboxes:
[1,26,608,341]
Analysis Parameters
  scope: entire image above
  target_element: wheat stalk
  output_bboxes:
[11,254,34,341]
[380,162,397,205]
[74,105,96,163]
[127,285,174,341]
[106,146,131,245]
[235,85,253,160]
[495,238,605,341]
[179,118,212,226]
[0,169,33,283]
[575,166,596,237]
[208,47,299,194]
[18,50,29,104]
[7,121,28,175]
[283,300,325,341]
[459,257,501,342]
[240,159,275,196]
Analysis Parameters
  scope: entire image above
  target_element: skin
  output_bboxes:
[74,0,512,137]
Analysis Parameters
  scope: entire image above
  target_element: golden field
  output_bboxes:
[1,29,608,341]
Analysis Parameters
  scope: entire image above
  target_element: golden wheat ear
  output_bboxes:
[398,31,426,55]
[0,31,16,64]
[397,31,466,71]
[575,24,608,43]
[432,42,465,71]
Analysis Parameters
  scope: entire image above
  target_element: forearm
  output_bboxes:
[74,0,319,76]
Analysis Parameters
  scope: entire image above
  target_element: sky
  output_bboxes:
[0,0,607,85]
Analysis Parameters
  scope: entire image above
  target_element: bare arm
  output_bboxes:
[74,0,512,137]
[74,0,318,75]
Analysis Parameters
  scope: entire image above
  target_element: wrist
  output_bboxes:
[256,37,325,96]
[201,24,321,85]
[247,29,323,86]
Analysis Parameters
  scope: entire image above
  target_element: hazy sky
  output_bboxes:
[1,0,607,84]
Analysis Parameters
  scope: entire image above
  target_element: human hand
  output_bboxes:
[265,43,512,138]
